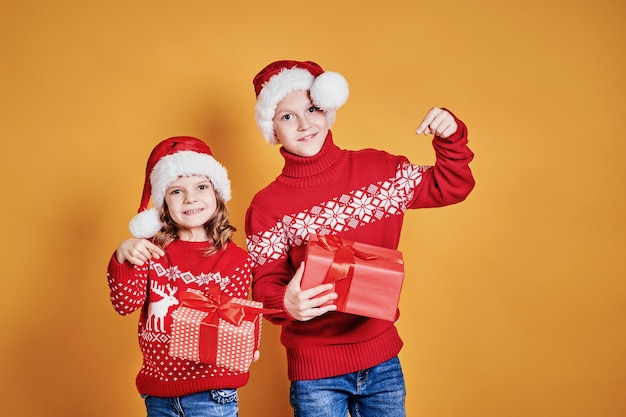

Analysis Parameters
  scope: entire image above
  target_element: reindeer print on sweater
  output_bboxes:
[146,282,179,333]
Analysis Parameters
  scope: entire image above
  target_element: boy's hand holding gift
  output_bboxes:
[284,262,338,321]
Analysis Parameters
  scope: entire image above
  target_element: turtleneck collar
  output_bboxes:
[278,131,346,187]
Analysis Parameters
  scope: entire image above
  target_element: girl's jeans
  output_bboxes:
[142,389,238,417]
[289,356,406,417]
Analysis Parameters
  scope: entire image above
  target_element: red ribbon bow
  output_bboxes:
[315,235,378,284]
[313,235,382,310]
[178,287,247,326]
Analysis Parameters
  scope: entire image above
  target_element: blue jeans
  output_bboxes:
[289,356,406,417]
[143,389,238,417]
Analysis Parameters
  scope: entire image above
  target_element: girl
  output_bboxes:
[107,136,253,417]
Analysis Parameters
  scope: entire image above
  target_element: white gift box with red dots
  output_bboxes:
[170,298,263,373]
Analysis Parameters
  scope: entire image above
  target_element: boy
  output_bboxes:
[245,60,475,417]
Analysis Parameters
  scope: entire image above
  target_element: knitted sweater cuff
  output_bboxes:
[264,285,294,324]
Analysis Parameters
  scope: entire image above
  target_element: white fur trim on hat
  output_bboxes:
[150,150,231,208]
[255,68,349,144]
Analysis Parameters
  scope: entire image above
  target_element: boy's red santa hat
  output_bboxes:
[129,136,231,238]
[253,60,349,144]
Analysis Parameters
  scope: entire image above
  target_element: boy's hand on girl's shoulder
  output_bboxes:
[415,107,457,139]
[116,238,165,266]
[284,262,338,321]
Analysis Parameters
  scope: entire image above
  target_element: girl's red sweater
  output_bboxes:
[245,115,475,381]
[107,239,252,397]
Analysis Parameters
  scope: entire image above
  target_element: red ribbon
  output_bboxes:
[179,287,247,327]
[314,235,381,310]
[315,235,380,277]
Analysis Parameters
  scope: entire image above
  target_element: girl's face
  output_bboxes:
[164,175,217,241]
[273,90,329,157]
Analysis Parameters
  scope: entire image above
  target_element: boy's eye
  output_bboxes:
[170,189,182,195]
[282,114,292,120]
[308,106,320,113]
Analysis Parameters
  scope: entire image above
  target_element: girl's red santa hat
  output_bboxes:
[129,136,231,238]
[253,60,349,144]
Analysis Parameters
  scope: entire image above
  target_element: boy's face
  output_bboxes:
[272,90,329,157]
[164,175,217,241]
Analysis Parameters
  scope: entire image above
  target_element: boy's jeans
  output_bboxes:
[289,356,406,417]
[142,389,238,417]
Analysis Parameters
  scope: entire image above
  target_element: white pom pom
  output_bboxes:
[129,208,162,238]
[310,71,349,110]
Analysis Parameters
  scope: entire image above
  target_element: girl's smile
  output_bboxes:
[164,175,217,241]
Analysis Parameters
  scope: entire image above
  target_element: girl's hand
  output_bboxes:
[116,238,165,266]
[416,107,458,139]
[284,262,337,321]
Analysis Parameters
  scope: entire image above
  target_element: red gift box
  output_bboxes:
[301,234,404,322]
[169,288,269,373]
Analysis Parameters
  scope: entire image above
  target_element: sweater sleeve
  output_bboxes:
[409,113,475,208]
[106,252,149,316]
[245,205,295,325]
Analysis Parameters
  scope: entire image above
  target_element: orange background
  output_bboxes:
[1,1,625,416]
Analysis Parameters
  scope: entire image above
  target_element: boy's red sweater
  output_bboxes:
[245,116,475,381]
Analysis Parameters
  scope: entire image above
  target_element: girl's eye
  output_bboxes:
[170,189,182,195]
[282,114,292,121]
[308,106,320,113]
[198,184,208,190]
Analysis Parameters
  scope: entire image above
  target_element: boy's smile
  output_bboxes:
[272,90,329,157]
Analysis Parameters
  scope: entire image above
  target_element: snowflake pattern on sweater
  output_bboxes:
[247,161,427,266]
